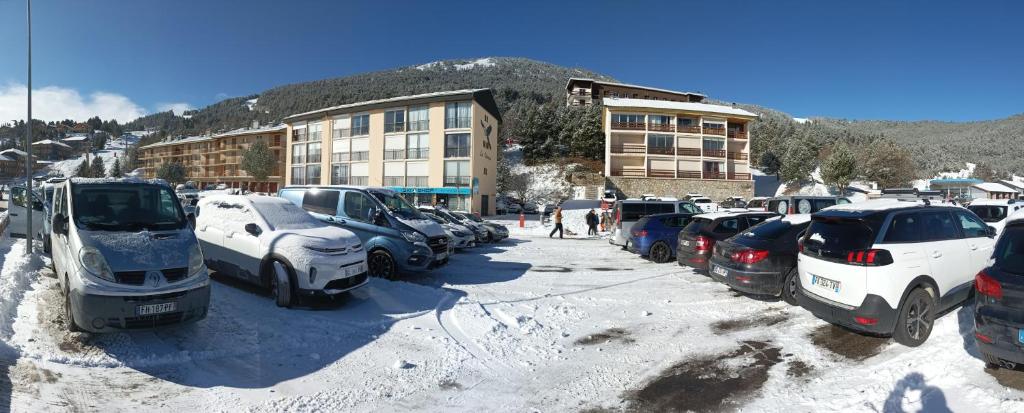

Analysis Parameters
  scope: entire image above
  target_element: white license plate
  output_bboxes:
[713,265,728,277]
[136,302,176,316]
[435,252,448,261]
[682,241,691,246]
[811,274,841,293]
[344,263,366,277]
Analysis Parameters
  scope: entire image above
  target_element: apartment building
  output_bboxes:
[137,124,286,192]
[282,89,501,215]
[602,97,758,200]
[566,77,706,107]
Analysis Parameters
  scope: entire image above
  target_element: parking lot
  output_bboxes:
[0,218,1021,412]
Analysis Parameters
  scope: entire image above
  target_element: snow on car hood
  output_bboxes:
[78,228,193,272]
[396,217,447,238]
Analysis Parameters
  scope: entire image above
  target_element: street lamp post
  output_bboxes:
[24,0,33,255]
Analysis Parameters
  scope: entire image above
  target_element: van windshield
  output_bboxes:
[968,205,1008,223]
[372,192,425,220]
[72,184,186,231]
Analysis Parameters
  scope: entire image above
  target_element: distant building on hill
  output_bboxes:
[565,77,705,107]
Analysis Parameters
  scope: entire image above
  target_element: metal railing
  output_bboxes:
[332,152,350,162]
[351,151,369,161]
[610,121,645,130]
[703,127,726,136]
[330,175,349,185]
[648,169,675,178]
[351,125,369,136]
[609,143,646,154]
[677,148,701,157]
[647,146,674,155]
[384,149,405,160]
[407,120,429,131]
[444,176,471,186]
[609,168,646,177]
[384,122,405,133]
[704,172,725,179]
[677,125,701,134]
[728,130,748,139]
[384,177,405,187]
[445,117,471,129]
[406,148,429,159]
[648,123,674,132]
[703,149,727,158]
[677,170,702,179]
[291,155,305,164]
[333,129,352,139]
[308,131,323,141]
[445,147,470,157]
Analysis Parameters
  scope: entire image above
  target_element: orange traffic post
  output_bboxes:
[519,212,525,228]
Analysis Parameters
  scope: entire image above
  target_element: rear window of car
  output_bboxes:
[713,218,741,234]
[968,205,1008,223]
[769,200,788,214]
[302,189,340,215]
[620,203,644,221]
[743,219,792,240]
[994,225,1024,274]
[803,218,876,259]
[683,218,712,235]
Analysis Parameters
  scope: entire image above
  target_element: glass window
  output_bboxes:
[11,187,26,208]
[445,133,470,157]
[714,218,740,234]
[743,220,794,240]
[612,114,644,124]
[70,184,186,231]
[968,205,1008,223]
[445,101,472,129]
[331,164,349,185]
[306,164,321,184]
[408,106,429,131]
[919,210,960,241]
[370,191,425,220]
[647,134,673,148]
[307,142,321,163]
[744,215,772,229]
[291,143,305,164]
[956,210,989,238]
[620,203,645,222]
[445,160,471,186]
[351,114,370,135]
[803,218,877,259]
[649,115,671,125]
[883,212,922,243]
[703,139,725,151]
[301,189,340,216]
[407,133,429,159]
[384,109,405,133]
[290,166,305,185]
[648,203,675,214]
[308,122,323,141]
[343,191,376,222]
[682,218,712,235]
[993,225,1024,274]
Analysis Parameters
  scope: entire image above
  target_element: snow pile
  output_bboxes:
[454,58,496,70]
[937,162,977,179]
[0,241,38,341]
[506,146,571,205]
[245,98,258,111]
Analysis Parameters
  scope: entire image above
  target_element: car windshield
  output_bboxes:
[968,205,1008,223]
[251,200,322,231]
[71,183,186,231]
[682,218,712,235]
[459,212,483,222]
[372,192,425,220]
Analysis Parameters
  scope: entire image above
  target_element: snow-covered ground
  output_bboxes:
[2,225,1024,412]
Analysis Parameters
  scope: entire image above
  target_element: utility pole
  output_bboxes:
[24,0,33,255]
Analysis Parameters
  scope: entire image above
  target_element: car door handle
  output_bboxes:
[8,213,15,216]
[969,244,978,251]
[931,251,942,258]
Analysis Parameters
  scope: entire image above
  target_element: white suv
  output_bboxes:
[195,195,367,307]
[797,199,997,346]
[967,198,1023,235]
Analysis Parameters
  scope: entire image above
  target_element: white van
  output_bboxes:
[7,185,45,241]
[51,178,210,332]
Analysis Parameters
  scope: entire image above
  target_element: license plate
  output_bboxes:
[713,265,728,277]
[810,274,841,293]
[136,302,176,316]
[682,241,691,246]
[435,252,448,261]
[344,263,366,277]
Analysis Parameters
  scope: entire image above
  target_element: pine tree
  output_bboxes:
[89,156,105,178]
[858,139,917,188]
[74,158,90,177]
[110,158,123,178]
[240,141,275,181]
[820,143,857,195]
[780,135,818,183]
[759,151,782,179]
[156,161,187,185]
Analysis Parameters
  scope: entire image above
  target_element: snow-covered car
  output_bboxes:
[425,214,476,249]
[496,197,522,215]
[690,197,719,212]
[452,211,509,242]
[797,199,996,346]
[418,206,488,242]
[967,198,1023,235]
[50,178,210,333]
[195,195,368,307]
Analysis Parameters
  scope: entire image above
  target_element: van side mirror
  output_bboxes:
[373,210,389,227]
[244,223,262,236]
[987,225,997,238]
[53,213,68,236]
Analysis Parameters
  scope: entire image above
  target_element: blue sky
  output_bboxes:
[0,0,1021,122]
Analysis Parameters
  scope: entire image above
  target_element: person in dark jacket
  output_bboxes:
[586,209,598,236]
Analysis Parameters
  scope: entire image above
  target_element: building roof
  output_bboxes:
[1000,180,1024,191]
[283,89,503,124]
[62,135,89,142]
[0,154,14,162]
[0,148,27,157]
[138,123,289,150]
[566,77,706,98]
[602,97,759,118]
[139,135,212,150]
[32,139,72,148]
[972,182,1019,193]
[930,178,984,185]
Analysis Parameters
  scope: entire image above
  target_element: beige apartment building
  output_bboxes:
[282,89,502,215]
[137,124,286,192]
[566,77,706,107]
[603,97,758,199]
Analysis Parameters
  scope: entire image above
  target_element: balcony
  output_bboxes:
[332,152,351,162]
[609,168,646,177]
[610,121,645,131]
[704,172,726,180]
[647,146,674,156]
[647,123,674,132]
[677,148,701,157]
[351,126,369,136]
[384,149,405,160]
[444,176,471,186]
[703,149,727,158]
[728,172,752,180]
[727,152,749,161]
[351,151,369,161]
[570,90,590,96]
[333,129,352,139]
[677,125,701,134]
[677,170,702,179]
[445,147,470,158]
[407,120,429,132]
[445,117,471,129]
[384,176,405,187]
[648,169,675,178]
[384,122,406,133]
[407,176,428,187]
[609,143,646,155]
[728,130,748,139]
[703,127,726,136]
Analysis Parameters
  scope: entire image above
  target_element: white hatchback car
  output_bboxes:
[195,195,368,307]
[797,199,996,346]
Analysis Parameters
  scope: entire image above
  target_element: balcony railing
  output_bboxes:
[677,125,701,134]
[309,131,323,141]
[331,176,349,185]
[610,168,646,177]
[350,176,369,186]
[677,170,702,179]
[727,152,748,161]
[647,146,674,155]
[445,147,470,158]
[333,129,352,139]
[332,152,351,162]
[444,176,471,186]
[384,177,405,187]
[407,148,429,159]
[384,149,405,160]
[704,172,726,179]
[351,126,369,136]
[570,90,590,96]
[445,117,471,129]
[610,143,646,154]
[407,176,428,187]
[677,148,701,157]
[728,172,752,180]
[351,151,369,161]
[611,121,645,130]
[703,149,727,158]
[384,122,406,133]
[648,123,674,132]
[407,120,429,132]
[703,127,726,136]
[728,130,748,139]
[648,169,675,178]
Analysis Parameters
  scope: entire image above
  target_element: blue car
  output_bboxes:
[627,213,697,263]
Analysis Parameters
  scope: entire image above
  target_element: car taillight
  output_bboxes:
[695,235,712,252]
[976,270,1003,300]
[731,249,770,264]
[854,316,878,326]
[975,331,994,344]
[633,230,648,237]
[797,239,805,252]
[845,249,893,266]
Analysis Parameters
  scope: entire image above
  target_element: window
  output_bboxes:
[661,216,692,228]
[968,205,1008,223]
[305,164,321,184]
[331,164,349,185]
[884,212,922,243]
[714,218,740,234]
[649,115,671,125]
[384,109,405,133]
[703,139,725,151]
[291,144,305,164]
[677,118,696,126]
[290,166,305,185]
[956,211,989,238]
[803,219,877,259]
[308,122,323,141]
[343,191,376,222]
[11,187,26,208]
[744,215,771,229]
[445,160,471,186]
[407,133,429,159]
[292,127,307,142]
[919,210,960,241]
[611,114,644,124]
[647,134,673,148]
[302,189,340,216]
[351,114,370,135]
[445,133,470,157]
[445,101,472,129]
[307,142,322,163]
[332,138,350,162]
[408,105,429,131]
[993,226,1024,274]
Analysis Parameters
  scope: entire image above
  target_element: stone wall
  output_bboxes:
[605,177,754,200]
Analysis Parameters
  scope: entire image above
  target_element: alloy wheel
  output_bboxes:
[905,297,932,340]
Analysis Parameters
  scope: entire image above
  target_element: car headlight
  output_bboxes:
[188,243,205,276]
[79,246,115,282]
[402,230,427,243]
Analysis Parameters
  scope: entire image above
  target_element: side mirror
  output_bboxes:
[32,201,44,212]
[373,210,389,227]
[53,213,68,236]
[244,223,262,236]
[987,226,997,238]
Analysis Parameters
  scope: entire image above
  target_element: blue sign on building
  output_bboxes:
[386,186,470,195]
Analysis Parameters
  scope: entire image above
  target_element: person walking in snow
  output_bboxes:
[586,209,598,236]
[549,206,564,238]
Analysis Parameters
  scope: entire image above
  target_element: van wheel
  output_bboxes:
[269,260,293,308]
[894,288,935,347]
[781,268,799,306]
[63,281,81,332]
[368,250,397,280]
[649,242,672,263]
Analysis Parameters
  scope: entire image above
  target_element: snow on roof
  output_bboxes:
[694,211,774,220]
[139,135,212,150]
[818,198,963,214]
[69,177,170,186]
[32,139,72,148]
[0,148,27,157]
[566,77,706,98]
[62,136,89,141]
[969,198,1019,206]
[283,89,491,121]
[999,180,1024,191]
[211,124,287,139]
[781,213,812,225]
[602,97,759,118]
[972,182,1018,193]
[0,154,14,162]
